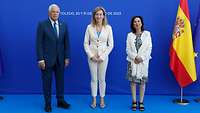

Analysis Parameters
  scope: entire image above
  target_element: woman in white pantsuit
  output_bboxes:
[84,7,114,109]
[126,16,152,111]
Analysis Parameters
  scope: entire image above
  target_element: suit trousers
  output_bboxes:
[41,59,64,105]
[88,57,108,97]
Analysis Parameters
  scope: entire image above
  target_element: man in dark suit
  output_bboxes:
[36,4,70,112]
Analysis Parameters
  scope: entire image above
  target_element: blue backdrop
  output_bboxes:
[0,0,200,95]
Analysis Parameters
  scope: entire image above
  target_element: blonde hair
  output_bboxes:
[91,6,108,26]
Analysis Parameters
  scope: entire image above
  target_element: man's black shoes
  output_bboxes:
[44,105,52,112]
[57,101,70,109]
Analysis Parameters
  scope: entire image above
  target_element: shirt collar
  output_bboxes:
[49,17,58,25]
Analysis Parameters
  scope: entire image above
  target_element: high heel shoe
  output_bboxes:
[100,103,106,109]
[90,103,96,109]
[139,102,145,111]
[131,101,137,111]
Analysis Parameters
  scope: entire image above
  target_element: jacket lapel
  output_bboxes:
[98,26,104,38]
[131,33,137,53]
[92,25,105,39]
[93,26,98,39]
[47,19,57,38]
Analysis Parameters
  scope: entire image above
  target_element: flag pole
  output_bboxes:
[173,87,189,105]
[181,88,183,102]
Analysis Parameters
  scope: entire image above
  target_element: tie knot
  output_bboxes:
[54,22,57,26]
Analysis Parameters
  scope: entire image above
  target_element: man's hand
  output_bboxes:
[38,60,45,70]
[65,59,70,67]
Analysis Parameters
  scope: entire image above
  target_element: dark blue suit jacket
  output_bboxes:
[36,19,70,67]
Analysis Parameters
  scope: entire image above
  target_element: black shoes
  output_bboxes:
[57,101,70,109]
[44,101,70,112]
[131,101,137,111]
[44,105,52,112]
[139,102,145,111]
[130,101,145,111]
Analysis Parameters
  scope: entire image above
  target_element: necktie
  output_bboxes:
[53,22,58,38]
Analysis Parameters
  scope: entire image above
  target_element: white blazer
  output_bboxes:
[84,24,114,60]
[126,31,152,79]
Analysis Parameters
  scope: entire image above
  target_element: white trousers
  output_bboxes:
[88,57,108,97]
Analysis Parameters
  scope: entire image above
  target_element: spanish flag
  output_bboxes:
[170,0,196,88]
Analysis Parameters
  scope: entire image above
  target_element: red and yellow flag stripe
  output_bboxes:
[170,0,196,87]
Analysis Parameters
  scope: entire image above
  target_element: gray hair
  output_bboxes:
[48,4,60,12]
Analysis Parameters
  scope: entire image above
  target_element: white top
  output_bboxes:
[84,24,114,60]
[126,30,152,79]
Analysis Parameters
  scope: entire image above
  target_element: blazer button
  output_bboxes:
[97,45,99,48]
[97,39,99,42]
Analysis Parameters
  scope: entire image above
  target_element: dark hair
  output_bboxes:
[130,16,144,33]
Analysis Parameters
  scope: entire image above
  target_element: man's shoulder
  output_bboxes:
[38,19,49,26]
[58,20,66,25]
